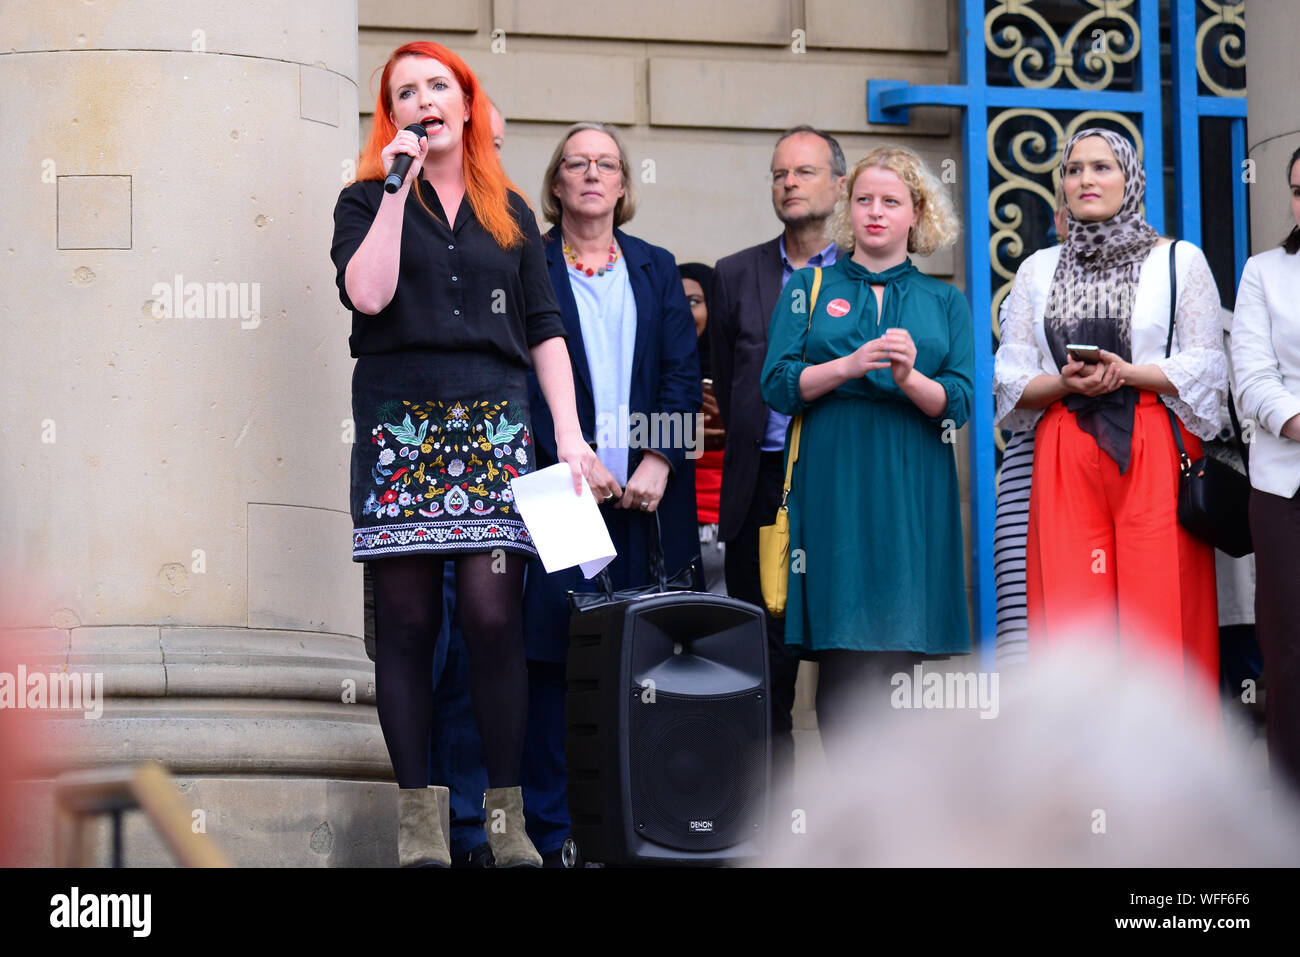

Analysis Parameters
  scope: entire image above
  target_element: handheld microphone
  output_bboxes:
[384,123,429,193]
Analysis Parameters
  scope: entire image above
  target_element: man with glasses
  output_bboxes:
[709,125,846,797]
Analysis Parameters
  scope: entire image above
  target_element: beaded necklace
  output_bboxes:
[563,237,620,277]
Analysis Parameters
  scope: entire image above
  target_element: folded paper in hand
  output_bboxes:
[509,463,616,578]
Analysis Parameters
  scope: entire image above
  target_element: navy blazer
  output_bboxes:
[523,226,704,661]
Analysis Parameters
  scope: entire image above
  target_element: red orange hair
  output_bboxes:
[356,42,523,249]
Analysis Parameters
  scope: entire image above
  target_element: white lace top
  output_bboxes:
[993,240,1227,440]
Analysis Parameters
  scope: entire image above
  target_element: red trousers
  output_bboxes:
[1026,392,1219,702]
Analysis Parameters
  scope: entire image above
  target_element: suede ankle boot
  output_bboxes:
[397,786,451,868]
[482,786,542,868]
[432,784,451,852]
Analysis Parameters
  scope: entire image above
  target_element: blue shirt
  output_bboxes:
[762,238,839,451]
[570,256,638,486]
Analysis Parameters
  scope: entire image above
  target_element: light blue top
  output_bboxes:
[569,254,638,486]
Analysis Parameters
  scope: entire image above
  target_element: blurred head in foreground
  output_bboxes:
[0,572,50,866]
[763,642,1300,866]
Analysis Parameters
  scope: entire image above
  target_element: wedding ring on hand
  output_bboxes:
[640,501,649,510]
[603,491,614,501]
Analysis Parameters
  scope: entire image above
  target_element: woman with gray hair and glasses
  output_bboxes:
[519,122,703,863]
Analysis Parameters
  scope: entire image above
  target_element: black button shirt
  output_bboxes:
[331,175,566,363]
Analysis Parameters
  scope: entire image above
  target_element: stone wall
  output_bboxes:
[357,0,962,275]
[1,0,385,866]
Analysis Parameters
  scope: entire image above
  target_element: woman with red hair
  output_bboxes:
[330,42,596,868]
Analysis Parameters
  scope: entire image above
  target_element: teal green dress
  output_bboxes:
[760,257,974,655]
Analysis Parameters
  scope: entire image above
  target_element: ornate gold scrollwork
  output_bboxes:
[986,0,1140,90]
[1196,1,1245,97]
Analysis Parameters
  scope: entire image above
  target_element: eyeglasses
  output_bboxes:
[771,165,829,185]
[561,155,622,177]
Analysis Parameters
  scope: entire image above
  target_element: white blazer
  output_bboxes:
[994,240,1228,441]
[1230,246,1300,498]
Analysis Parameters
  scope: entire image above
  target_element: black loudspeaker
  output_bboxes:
[565,593,770,865]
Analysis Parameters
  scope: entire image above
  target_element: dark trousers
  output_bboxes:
[520,660,569,856]
[724,449,799,787]
[426,565,489,858]
[1250,487,1300,797]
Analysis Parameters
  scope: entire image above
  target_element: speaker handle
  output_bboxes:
[647,510,667,592]
[570,512,696,612]
[592,511,664,596]
[593,567,616,603]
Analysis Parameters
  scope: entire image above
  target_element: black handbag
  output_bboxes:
[567,511,699,613]
[1162,241,1254,558]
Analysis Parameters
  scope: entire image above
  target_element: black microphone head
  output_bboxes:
[404,123,429,139]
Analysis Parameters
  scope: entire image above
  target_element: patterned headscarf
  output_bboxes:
[1044,128,1160,473]
[1045,128,1159,358]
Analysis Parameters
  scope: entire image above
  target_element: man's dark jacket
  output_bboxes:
[708,236,785,543]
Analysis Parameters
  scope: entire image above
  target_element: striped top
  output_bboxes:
[994,429,1034,667]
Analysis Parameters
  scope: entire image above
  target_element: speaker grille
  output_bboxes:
[629,689,765,851]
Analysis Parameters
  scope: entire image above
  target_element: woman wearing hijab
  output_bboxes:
[761,146,972,757]
[994,129,1226,701]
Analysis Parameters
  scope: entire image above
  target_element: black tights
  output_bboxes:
[370,552,528,789]
[816,650,926,763]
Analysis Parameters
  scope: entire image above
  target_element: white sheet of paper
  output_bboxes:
[510,463,616,578]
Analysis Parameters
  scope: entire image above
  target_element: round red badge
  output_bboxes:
[825,298,851,317]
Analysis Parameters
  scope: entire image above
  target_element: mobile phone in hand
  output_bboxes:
[1066,343,1101,365]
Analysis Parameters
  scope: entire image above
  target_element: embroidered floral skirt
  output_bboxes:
[350,352,537,561]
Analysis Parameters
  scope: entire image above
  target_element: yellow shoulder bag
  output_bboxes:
[758,266,821,618]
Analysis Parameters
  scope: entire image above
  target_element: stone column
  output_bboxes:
[1245,0,1300,253]
[0,0,390,865]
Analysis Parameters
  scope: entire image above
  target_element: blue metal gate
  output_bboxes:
[866,0,1247,663]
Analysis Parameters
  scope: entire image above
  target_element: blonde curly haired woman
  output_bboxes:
[761,146,973,759]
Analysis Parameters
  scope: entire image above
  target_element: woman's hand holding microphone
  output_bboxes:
[381,126,429,192]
